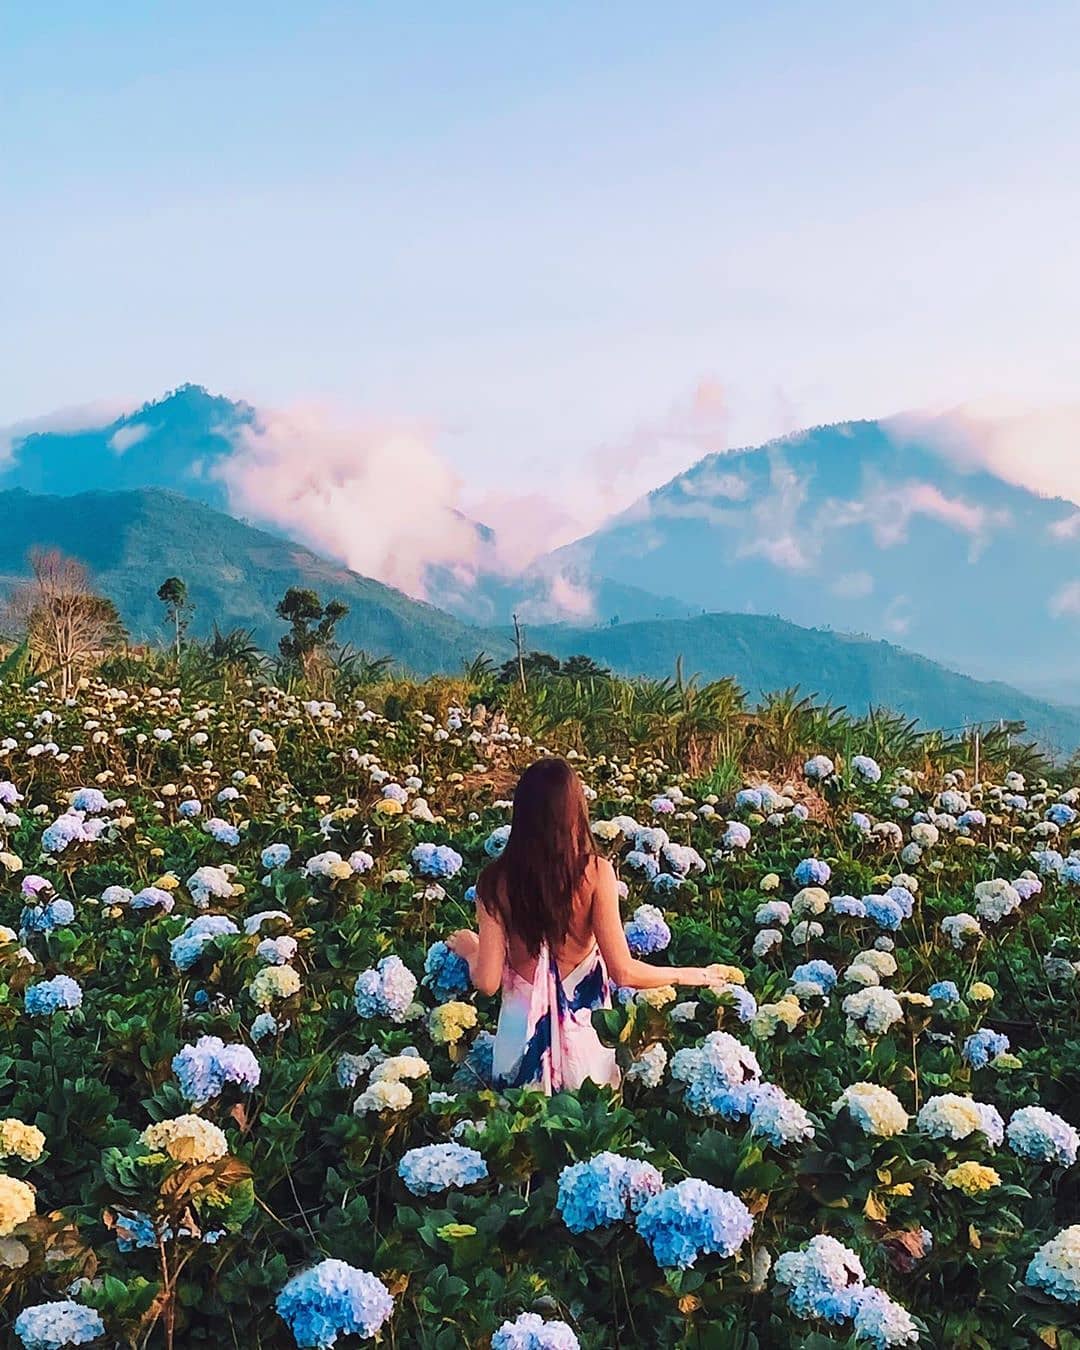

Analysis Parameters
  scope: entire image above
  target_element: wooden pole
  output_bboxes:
[512,612,527,694]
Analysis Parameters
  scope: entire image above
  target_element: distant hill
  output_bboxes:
[528,612,1080,755]
[0,487,507,673]
[533,419,1080,694]
[1,384,248,509]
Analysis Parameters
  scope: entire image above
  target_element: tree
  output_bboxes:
[560,654,612,680]
[275,587,349,676]
[157,576,194,657]
[3,548,125,696]
[496,650,561,684]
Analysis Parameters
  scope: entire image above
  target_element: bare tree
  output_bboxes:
[3,548,124,696]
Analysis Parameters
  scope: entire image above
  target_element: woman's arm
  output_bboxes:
[590,856,723,990]
[446,893,505,997]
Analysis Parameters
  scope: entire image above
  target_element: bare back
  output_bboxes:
[497,855,601,983]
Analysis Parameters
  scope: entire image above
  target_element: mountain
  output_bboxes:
[0,488,507,672]
[1,385,249,509]
[529,612,1080,755]
[536,419,1080,695]
[2,485,1080,749]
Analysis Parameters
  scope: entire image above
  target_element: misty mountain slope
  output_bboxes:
[541,419,1080,692]
[528,612,1080,753]
[2,384,249,508]
[0,488,508,672]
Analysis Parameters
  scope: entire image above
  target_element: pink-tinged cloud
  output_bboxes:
[217,405,484,599]
[1050,581,1080,618]
[890,404,1080,510]
[0,399,136,463]
[830,476,1007,549]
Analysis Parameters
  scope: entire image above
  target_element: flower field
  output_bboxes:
[1,670,1079,1348]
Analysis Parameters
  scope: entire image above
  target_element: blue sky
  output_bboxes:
[4,1,1080,497]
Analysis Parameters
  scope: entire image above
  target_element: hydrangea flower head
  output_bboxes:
[275,1259,394,1346]
[491,1312,579,1350]
[962,1028,1010,1069]
[354,955,417,1022]
[916,1094,1003,1145]
[624,904,671,955]
[172,1035,261,1106]
[635,1178,753,1268]
[793,857,831,887]
[423,940,471,1001]
[398,1143,487,1195]
[1007,1106,1080,1165]
[774,1234,865,1322]
[833,1083,909,1137]
[25,974,82,1017]
[410,842,463,879]
[1027,1226,1080,1304]
[556,1152,664,1233]
[13,1300,106,1349]
[851,1286,920,1347]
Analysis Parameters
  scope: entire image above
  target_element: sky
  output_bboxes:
[3,1,1080,515]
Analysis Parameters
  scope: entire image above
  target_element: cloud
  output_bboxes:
[831,570,874,598]
[828,474,1008,550]
[1050,581,1080,618]
[882,595,914,636]
[217,405,485,600]
[0,400,133,465]
[734,453,816,571]
[890,403,1080,509]
[108,422,151,454]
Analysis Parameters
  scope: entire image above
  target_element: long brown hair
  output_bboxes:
[478,757,596,956]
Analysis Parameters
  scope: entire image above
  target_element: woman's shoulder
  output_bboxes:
[586,853,616,887]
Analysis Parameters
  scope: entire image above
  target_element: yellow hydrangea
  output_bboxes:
[639,985,677,1009]
[141,1115,228,1164]
[707,964,746,987]
[429,1002,479,1045]
[374,798,403,817]
[0,1176,35,1236]
[759,873,781,892]
[969,982,994,1003]
[154,873,180,891]
[371,1056,431,1083]
[943,1161,1000,1196]
[0,1120,45,1163]
[0,853,22,873]
[248,965,302,1006]
[329,861,354,880]
[751,994,803,1039]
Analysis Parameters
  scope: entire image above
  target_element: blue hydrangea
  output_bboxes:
[275,1259,394,1347]
[831,894,866,918]
[624,904,671,956]
[25,974,83,1017]
[793,858,831,887]
[423,941,470,1002]
[13,1300,104,1348]
[128,887,172,914]
[962,1028,1011,1069]
[353,955,417,1022]
[170,915,240,971]
[635,1178,754,1268]
[41,813,88,854]
[178,799,203,819]
[718,984,758,1023]
[1007,1106,1080,1165]
[928,980,960,1003]
[650,872,683,896]
[850,812,873,832]
[20,897,75,934]
[398,1143,488,1195]
[453,1030,495,1089]
[747,1082,816,1147]
[70,787,109,814]
[556,1152,664,1233]
[492,1313,580,1350]
[790,960,838,994]
[735,788,763,812]
[864,894,905,931]
[851,756,882,783]
[173,1035,261,1106]
[1047,803,1077,828]
[261,843,292,870]
[670,1032,761,1119]
[206,818,241,847]
[410,843,463,879]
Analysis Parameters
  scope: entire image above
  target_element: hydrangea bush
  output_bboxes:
[0,672,1077,1345]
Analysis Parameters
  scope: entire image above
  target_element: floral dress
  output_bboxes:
[490,941,620,1093]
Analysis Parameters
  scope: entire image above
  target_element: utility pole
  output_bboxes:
[512,612,527,694]
[973,728,980,786]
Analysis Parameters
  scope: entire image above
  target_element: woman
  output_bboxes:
[448,757,729,1094]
